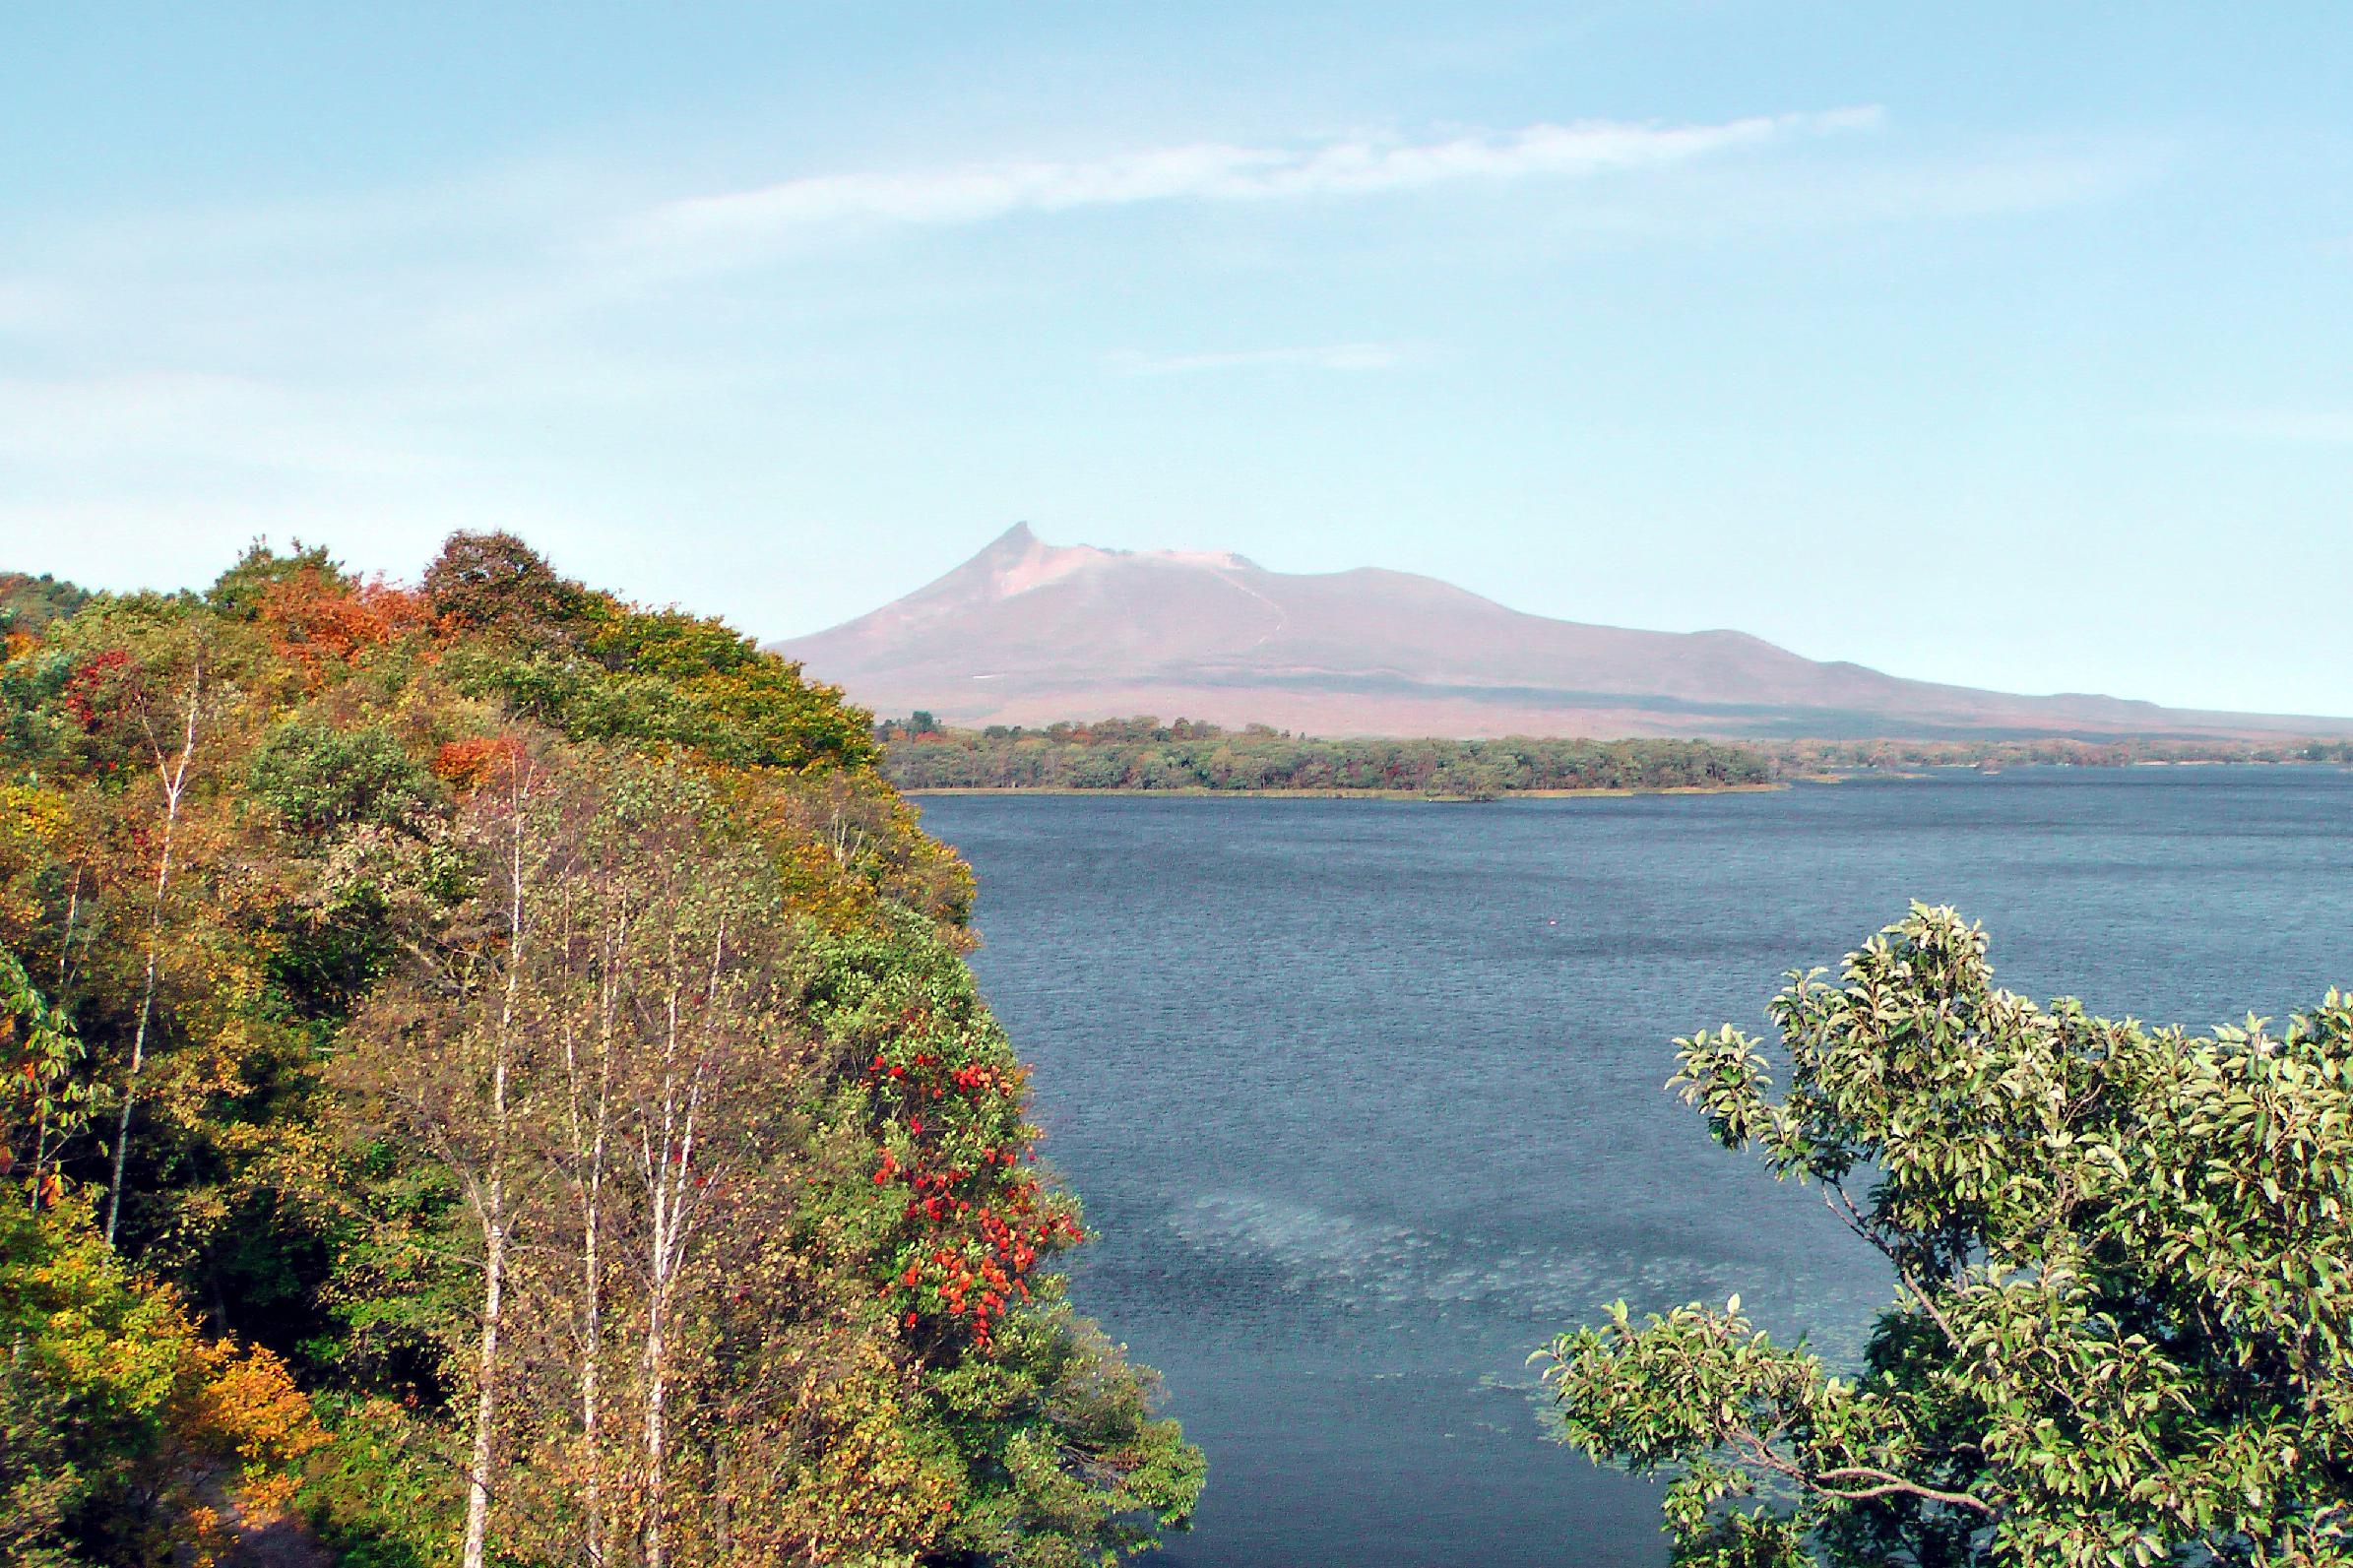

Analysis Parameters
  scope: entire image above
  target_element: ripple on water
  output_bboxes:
[922,770,2353,1568]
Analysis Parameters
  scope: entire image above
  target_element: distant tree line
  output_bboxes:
[881,717,2353,796]
[878,716,1776,797]
[0,571,92,636]
[1773,734,2353,768]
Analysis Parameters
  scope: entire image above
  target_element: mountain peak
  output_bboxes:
[775,527,2345,740]
[957,525,1257,599]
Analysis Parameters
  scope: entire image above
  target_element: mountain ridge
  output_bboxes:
[773,525,2352,740]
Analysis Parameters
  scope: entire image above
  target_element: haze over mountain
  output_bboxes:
[775,526,2351,741]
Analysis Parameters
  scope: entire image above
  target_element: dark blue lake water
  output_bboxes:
[916,768,2353,1568]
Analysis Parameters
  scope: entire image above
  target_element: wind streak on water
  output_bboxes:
[920,769,2353,1568]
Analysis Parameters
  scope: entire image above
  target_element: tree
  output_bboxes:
[1541,905,2353,1567]
[342,733,550,1568]
[0,1195,325,1567]
[422,531,590,642]
[603,788,790,1568]
[0,942,90,1209]
[56,618,219,1246]
[4,533,1201,1565]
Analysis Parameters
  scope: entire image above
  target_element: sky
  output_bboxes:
[3,2,2350,715]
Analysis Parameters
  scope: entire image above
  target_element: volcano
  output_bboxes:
[772,525,2348,740]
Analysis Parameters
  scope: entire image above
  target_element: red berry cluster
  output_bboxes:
[862,1044,1080,1351]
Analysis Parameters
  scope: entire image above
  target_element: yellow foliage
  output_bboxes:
[6,1199,329,1549]
[195,1341,331,1516]
[724,1335,961,1566]
[0,782,69,855]
[0,783,71,939]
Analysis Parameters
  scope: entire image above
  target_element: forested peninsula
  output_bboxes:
[879,717,1775,797]
[0,539,1202,1566]
[877,717,2347,799]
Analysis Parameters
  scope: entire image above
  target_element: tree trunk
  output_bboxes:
[579,1191,605,1568]
[637,929,719,1568]
[642,1291,669,1568]
[462,1193,506,1568]
[462,763,528,1568]
[105,662,200,1246]
[566,893,623,1568]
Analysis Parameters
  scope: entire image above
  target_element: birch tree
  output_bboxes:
[61,639,211,1246]
[609,801,786,1568]
[545,823,628,1568]
[343,735,555,1568]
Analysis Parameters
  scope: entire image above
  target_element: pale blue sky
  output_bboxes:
[4,3,2350,714]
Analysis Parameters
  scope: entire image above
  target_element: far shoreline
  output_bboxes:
[902,782,1793,801]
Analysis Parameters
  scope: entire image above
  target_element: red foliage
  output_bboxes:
[61,649,135,732]
[862,1047,1077,1352]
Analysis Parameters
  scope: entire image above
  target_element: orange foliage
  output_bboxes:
[258,569,429,682]
[192,1341,330,1521]
[430,733,526,791]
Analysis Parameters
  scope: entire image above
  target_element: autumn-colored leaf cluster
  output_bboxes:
[0,533,1197,1567]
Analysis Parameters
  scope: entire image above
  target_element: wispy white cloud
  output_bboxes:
[1109,342,1410,376]
[2180,408,2353,443]
[0,102,2163,627]
[0,372,439,479]
[635,108,1884,259]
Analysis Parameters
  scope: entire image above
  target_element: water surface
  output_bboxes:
[918,769,2353,1568]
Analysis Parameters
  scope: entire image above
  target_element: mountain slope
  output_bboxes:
[774,525,2350,740]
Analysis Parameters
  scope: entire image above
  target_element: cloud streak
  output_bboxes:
[1109,343,1410,376]
[639,108,1883,254]
[2181,408,2353,443]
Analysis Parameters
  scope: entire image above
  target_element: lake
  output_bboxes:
[915,768,2353,1568]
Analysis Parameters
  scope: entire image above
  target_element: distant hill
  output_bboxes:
[0,571,90,635]
[773,525,2353,741]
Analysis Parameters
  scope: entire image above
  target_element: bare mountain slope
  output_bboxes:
[773,525,2348,740]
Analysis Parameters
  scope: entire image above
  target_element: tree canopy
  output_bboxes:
[0,534,1200,1566]
[1544,905,2353,1568]
[881,717,1772,797]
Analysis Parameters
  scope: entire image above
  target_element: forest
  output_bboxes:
[877,717,1775,796]
[0,537,1201,1567]
[880,717,2349,797]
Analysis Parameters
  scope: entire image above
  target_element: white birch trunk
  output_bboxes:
[461,763,529,1568]
[105,660,200,1246]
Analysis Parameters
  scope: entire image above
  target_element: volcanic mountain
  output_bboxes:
[773,525,2348,740]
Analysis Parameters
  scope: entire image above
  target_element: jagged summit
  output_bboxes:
[959,524,1259,600]
[773,527,2348,740]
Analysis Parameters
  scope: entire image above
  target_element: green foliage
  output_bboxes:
[204,538,349,621]
[0,571,92,637]
[432,569,877,773]
[793,910,1204,1560]
[249,721,443,835]
[928,1304,1207,1568]
[0,534,1192,1564]
[0,940,91,1204]
[1543,905,2353,1567]
[298,1394,460,1568]
[0,1194,326,1565]
[883,717,1772,796]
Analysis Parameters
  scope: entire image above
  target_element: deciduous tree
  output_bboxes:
[1544,905,2353,1567]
